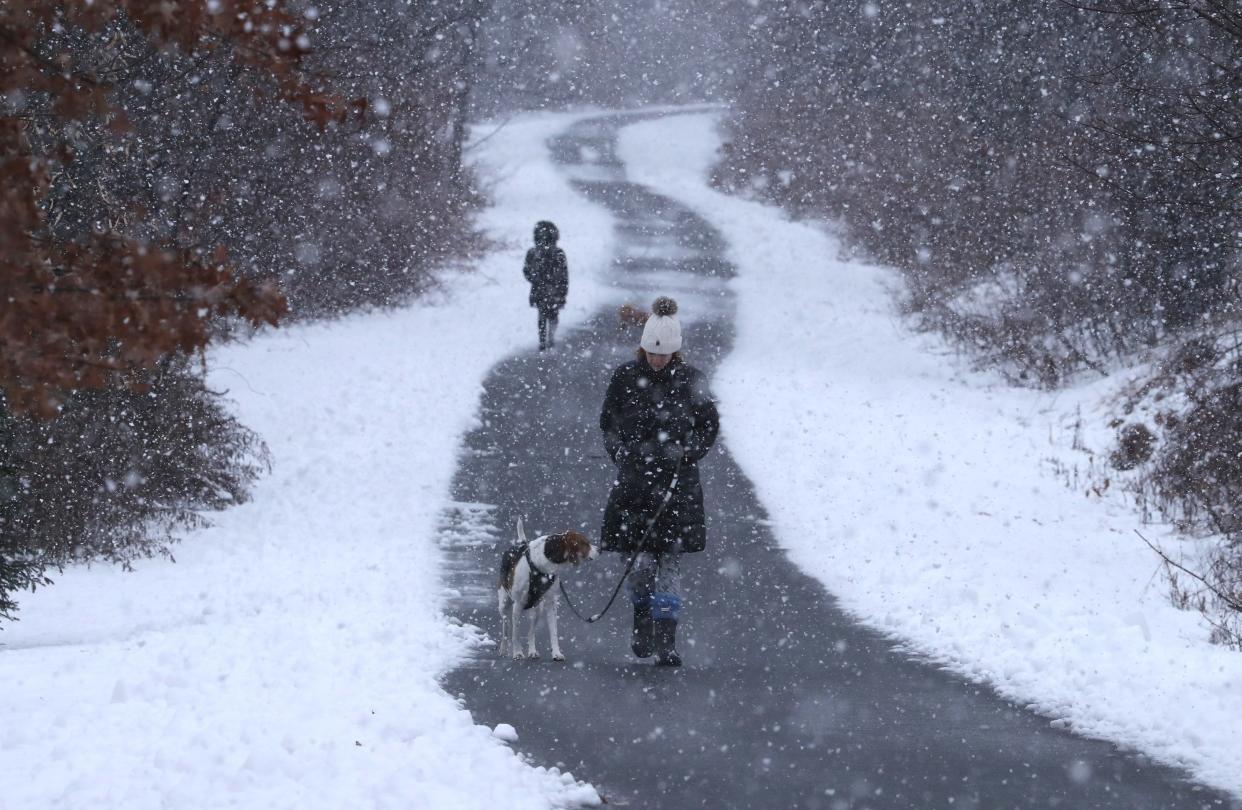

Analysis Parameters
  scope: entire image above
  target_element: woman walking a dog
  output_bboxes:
[600,296,719,667]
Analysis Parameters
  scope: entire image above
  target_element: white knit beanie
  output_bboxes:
[640,296,682,354]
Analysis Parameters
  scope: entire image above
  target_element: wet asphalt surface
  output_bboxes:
[439,113,1238,809]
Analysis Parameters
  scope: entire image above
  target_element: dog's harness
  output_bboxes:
[521,544,557,610]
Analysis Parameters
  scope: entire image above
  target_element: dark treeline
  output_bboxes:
[723,1,1240,383]
[720,0,1242,641]
[471,0,737,114]
[37,1,489,318]
[1,0,492,619]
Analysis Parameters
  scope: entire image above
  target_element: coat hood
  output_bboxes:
[534,220,559,247]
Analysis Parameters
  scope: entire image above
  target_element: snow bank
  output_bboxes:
[617,112,1242,797]
[0,110,612,809]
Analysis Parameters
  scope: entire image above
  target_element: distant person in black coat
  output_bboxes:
[599,296,720,666]
[523,220,568,351]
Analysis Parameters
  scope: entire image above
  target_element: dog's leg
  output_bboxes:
[525,603,541,659]
[548,592,565,662]
[497,588,510,658]
[510,600,525,660]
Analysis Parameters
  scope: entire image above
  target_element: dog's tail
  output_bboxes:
[516,517,529,545]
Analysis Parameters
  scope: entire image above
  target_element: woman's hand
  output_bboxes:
[661,442,686,465]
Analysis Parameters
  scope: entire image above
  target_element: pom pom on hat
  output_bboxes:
[652,296,678,317]
[641,295,682,354]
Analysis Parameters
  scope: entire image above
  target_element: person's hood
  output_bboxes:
[534,220,559,247]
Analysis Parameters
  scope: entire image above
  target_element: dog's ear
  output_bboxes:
[545,532,594,564]
[543,533,568,564]
[563,531,593,562]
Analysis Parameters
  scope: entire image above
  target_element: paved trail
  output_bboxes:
[440,113,1232,809]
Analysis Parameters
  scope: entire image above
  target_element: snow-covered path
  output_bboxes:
[441,111,1236,809]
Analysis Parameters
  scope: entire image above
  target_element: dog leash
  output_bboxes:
[559,457,683,624]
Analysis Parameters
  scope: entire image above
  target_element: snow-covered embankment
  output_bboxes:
[0,111,612,809]
[617,111,1241,798]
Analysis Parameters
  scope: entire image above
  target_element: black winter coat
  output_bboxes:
[523,244,568,309]
[600,356,720,554]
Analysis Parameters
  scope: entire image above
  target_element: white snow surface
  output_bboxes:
[617,112,1242,798]
[5,104,1240,808]
[0,110,612,809]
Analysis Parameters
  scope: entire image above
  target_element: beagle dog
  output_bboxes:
[498,519,598,661]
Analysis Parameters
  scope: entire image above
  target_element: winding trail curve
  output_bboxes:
[440,113,1231,810]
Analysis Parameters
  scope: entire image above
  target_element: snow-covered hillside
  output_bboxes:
[0,111,613,810]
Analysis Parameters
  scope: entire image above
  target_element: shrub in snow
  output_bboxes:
[1111,423,1156,472]
[0,360,268,622]
[1111,338,1242,647]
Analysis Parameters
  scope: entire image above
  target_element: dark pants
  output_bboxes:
[628,549,682,620]
[537,304,559,349]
